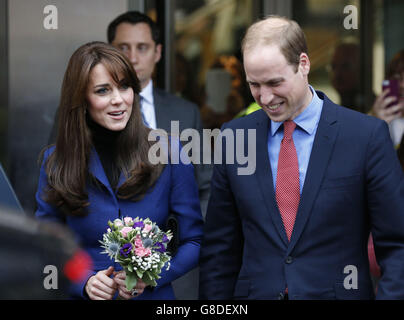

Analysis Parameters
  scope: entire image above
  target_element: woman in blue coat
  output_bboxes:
[35,42,203,300]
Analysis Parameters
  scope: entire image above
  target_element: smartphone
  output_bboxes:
[382,79,400,108]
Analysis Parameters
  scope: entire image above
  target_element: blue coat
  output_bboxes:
[36,143,204,300]
[199,91,404,300]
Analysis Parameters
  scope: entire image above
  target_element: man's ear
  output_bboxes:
[299,52,310,76]
[154,44,162,63]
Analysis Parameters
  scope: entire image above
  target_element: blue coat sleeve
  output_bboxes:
[35,147,65,224]
[35,147,95,299]
[155,139,204,288]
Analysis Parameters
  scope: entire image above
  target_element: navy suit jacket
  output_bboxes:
[199,91,404,300]
[36,143,203,300]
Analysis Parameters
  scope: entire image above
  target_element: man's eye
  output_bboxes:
[138,44,148,52]
[119,45,129,53]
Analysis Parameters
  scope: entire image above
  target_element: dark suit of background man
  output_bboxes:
[199,15,404,300]
[107,11,211,300]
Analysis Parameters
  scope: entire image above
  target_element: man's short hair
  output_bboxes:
[242,15,308,72]
[107,11,161,44]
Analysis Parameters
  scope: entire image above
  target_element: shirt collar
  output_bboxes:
[140,80,154,105]
[270,85,322,136]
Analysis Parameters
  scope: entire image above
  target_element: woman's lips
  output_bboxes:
[108,111,126,119]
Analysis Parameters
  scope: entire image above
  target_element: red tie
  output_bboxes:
[276,120,300,241]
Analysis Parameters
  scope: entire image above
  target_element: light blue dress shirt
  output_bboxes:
[140,80,157,129]
[268,86,323,194]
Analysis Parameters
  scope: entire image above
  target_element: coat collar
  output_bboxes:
[88,148,126,194]
[286,91,339,253]
[254,110,289,245]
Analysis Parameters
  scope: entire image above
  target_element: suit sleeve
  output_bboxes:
[199,125,244,299]
[366,120,404,299]
[155,139,204,288]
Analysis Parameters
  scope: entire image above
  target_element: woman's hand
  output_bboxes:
[370,89,404,123]
[85,266,117,300]
[113,270,147,300]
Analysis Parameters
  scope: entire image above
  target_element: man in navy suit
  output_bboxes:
[199,16,404,300]
[107,11,211,300]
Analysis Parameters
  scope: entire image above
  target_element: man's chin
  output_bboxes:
[263,106,288,122]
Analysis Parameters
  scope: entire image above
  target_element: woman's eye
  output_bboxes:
[95,87,108,94]
[120,83,130,90]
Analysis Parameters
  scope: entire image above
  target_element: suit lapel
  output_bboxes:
[287,96,339,254]
[254,111,289,246]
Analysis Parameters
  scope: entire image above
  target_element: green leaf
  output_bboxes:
[136,269,143,279]
[142,276,156,287]
[125,271,138,291]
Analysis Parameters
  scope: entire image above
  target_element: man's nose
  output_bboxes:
[260,87,274,105]
[128,48,138,65]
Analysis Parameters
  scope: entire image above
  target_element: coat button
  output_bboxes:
[285,256,293,264]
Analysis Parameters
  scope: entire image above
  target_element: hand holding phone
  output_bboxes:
[370,78,403,123]
[382,79,400,108]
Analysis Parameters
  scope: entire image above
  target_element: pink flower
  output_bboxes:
[134,235,143,248]
[124,217,133,226]
[132,234,151,257]
[135,247,151,257]
[120,226,133,238]
[143,224,152,233]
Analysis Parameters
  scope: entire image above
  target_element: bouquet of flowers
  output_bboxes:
[99,216,173,291]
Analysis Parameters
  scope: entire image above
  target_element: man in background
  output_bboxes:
[330,42,364,112]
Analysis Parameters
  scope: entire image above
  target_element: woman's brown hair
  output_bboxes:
[43,41,165,216]
[386,49,404,80]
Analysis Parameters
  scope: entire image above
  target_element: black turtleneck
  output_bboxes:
[87,115,121,189]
